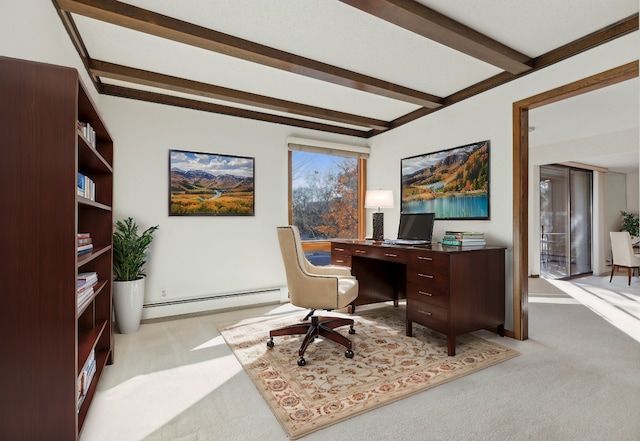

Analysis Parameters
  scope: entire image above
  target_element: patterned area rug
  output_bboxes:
[219,304,519,439]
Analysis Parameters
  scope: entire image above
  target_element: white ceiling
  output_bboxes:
[53,0,638,159]
[530,77,639,174]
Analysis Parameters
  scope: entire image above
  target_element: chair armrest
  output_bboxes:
[306,263,353,277]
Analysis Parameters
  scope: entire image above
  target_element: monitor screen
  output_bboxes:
[397,213,435,241]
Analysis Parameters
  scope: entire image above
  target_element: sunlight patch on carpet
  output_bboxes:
[219,305,519,439]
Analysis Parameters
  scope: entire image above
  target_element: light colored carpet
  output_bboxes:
[80,275,640,441]
[218,304,519,439]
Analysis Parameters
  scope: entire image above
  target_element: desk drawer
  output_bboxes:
[406,265,449,288]
[352,245,407,263]
[408,251,449,267]
[331,243,352,255]
[407,282,448,309]
[331,255,352,266]
[407,299,448,333]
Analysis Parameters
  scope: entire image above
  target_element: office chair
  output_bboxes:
[609,231,640,285]
[268,225,358,366]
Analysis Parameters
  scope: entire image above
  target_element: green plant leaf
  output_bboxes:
[112,217,159,281]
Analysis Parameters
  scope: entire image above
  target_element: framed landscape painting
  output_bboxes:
[401,140,490,220]
[169,149,255,216]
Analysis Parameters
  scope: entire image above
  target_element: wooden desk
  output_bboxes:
[331,240,506,355]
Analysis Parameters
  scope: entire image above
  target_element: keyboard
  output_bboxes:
[383,239,430,245]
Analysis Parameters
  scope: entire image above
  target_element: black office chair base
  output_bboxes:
[267,314,355,365]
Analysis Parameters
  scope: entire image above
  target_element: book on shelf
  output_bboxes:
[77,173,96,201]
[77,271,98,289]
[77,121,96,148]
[77,237,92,245]
[77,287,94,309]
[77,243,93,255]
[77,350,97,412]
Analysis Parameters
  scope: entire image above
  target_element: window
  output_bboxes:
[288,138,368,264]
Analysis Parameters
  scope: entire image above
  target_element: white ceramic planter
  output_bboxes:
[113,278,145,334]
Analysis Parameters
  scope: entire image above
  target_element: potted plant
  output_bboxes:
[620,210,639,238]
[112,217,159,334]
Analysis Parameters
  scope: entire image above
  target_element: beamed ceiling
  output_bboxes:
[52,0,638,138]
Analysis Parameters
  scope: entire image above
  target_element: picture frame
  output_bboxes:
[169,149,255,216]
[401,140,490,220]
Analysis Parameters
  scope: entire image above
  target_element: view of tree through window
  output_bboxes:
[291,151,359,241]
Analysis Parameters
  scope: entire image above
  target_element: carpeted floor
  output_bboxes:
[219,304,519,439]
[80,275,640,441]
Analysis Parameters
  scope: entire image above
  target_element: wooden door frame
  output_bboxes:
[512,61,639,340]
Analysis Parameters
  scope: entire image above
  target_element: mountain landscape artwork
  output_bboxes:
[401,141,489,219]
[169,149,255,216]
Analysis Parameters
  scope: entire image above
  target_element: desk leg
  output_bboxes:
[447,335,456,356]
[406,320,413,337]
[497,324,505,337]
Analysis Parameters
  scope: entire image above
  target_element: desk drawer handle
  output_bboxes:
[335,259,346,264]
[334,247,345,252]
[418,290,433,297]
[418,309,432,316]
[355,250,367,254]
[384,253,398,258]
[418,273,434,279]
[418,256,433,261]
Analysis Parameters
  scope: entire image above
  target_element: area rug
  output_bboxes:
[219,304,519,439]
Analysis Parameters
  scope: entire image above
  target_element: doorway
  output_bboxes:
[512,60,638,341]
[539,165,593,279]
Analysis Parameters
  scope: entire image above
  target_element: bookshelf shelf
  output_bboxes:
[0,56,114,440]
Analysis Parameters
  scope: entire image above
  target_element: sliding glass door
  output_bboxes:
[540,165,592,279]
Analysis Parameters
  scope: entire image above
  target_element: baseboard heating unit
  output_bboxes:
[142,287,287,320]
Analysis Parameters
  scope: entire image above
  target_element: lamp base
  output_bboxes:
[372,212,384,241]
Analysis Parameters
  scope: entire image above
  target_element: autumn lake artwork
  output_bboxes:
[169,149,255,216]
[401,141,489,219]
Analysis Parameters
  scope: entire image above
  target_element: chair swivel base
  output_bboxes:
[267,315,355,366]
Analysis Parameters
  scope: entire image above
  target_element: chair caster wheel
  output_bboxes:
[345,349,354,359]
[297,357,306,366]
[266,339,274,348]
[348,327,356,335]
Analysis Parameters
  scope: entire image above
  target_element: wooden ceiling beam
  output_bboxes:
[89,60,390,131]
[100,84,371,138]
[382,14,639,134]
[339,0,532,74]
[55,0,443,108]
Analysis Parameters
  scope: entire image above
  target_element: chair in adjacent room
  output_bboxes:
[268,225,358,366]
[609,231,640,285]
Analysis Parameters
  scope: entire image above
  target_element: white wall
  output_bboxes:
[100,96,367,317]
[3,0,638,326]
[0,0,369,318]
[367,32,639,330]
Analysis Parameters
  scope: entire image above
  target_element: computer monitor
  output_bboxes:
[397,212,435,242]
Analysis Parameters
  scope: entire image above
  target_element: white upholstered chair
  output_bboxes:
[268,225,358,366]
[609,231,640,285]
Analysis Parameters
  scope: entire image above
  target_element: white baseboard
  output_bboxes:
[141,286,288,320]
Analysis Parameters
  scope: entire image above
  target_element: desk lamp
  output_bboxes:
[364,190,394,241]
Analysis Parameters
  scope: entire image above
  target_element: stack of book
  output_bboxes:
[77,349,97,413]
[441,231,486,247]
[77,271,98,309]
[77,121,96,148]
[77,233,93,256]
[77,172,96,201]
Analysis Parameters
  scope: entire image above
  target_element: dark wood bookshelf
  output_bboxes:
[0,56,114,440]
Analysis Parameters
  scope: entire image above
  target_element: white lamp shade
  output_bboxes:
[364,190,394,209]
